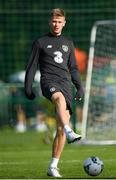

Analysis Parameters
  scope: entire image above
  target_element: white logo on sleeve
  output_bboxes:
[47,45,52,48]
[54,51,63,63]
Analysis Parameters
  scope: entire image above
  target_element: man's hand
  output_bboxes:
[75,87,84,101]
[25,91,36,100]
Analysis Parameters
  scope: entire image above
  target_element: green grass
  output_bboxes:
[0,128,116,179]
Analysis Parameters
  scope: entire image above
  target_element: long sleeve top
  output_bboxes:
[25,33,82,97]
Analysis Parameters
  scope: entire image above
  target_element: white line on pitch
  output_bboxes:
[0,158,115,165]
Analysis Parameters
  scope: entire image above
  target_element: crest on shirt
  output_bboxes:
[62,45,68,52]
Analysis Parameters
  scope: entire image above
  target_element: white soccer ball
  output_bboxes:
[83,156,104,176]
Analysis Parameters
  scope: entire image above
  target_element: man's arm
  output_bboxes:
[24,40,40,100]
[68,41,84,100]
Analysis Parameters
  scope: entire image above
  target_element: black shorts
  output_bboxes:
[40,80,72,114]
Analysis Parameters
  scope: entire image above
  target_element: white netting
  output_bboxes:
[82,21,116,144]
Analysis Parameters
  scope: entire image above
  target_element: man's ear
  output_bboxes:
[63,20,66,27]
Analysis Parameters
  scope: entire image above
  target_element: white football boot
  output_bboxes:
[66,130,81,144]
[47,167,62,178]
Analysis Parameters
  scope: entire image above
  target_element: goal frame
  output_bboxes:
[81,20,116,145]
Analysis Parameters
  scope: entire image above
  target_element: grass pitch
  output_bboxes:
[0,128,116,179]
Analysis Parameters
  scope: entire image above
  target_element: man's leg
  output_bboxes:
[51,92,81,143]
[47,92,70,177]
[51,109,70,158]
[51,92,71,125]
[47,92,81,177]
[52,123,66,159]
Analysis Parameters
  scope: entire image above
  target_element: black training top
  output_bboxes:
[25,32,82,97]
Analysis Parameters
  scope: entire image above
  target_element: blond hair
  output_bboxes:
[51,8,66,18]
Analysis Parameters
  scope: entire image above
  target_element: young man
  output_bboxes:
[25,8,84,178]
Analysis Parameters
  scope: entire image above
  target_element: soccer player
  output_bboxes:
[24,8,84,178]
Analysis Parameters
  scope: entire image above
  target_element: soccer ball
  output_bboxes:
[83,156,104,176]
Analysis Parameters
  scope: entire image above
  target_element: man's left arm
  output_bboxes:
[68,41,84,101]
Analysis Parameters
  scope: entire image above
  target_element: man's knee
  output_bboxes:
[57,126,65,136]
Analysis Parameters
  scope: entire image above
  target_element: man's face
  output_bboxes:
[49,16,66,36]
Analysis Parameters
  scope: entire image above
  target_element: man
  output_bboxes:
[25,8,84,178]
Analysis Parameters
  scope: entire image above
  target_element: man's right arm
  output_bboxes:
[24,40,40,100]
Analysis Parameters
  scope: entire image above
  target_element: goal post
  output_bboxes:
[81,20,116,145]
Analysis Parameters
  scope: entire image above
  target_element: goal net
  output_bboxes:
[81,20,116,145]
